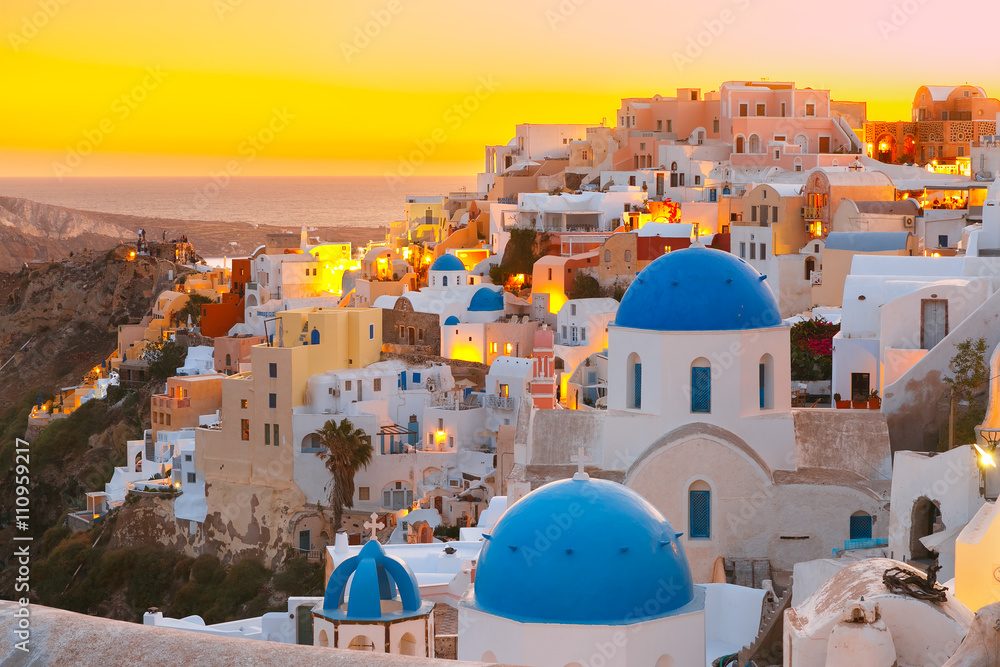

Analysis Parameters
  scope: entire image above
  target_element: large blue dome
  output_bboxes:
[472,475,694,624]
[615,246,781,331]
[430,254,466,272]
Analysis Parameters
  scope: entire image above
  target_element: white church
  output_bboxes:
[514,244,894,583]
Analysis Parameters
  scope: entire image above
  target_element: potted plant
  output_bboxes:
[851,394,867,409]
[868,389,881,410]
[834,393,850,409]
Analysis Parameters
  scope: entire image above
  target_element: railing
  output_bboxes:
[485,395,517,410]
[153,396,190,408]
[803,206,824,220]
[832,537,888,557]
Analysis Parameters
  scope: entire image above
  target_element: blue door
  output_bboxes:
[759,363,766,408]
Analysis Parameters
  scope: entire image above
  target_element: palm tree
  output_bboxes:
[314,418,373,533]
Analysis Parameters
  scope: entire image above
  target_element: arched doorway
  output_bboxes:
[805,256,816,281]
[482,651,498,663]
[794,133,809,154]
[910,496,942,562]
[317,629,329,647]
[748,134,760,154]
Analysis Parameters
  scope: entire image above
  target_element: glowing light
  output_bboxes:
[436,430,445,437]
[975,444,996,468]
[932,252,940,258]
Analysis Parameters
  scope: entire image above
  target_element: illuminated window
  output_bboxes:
[504,343,513,355]
[241,419,250,441]
[489,342,497,354]
[240,399,248,409]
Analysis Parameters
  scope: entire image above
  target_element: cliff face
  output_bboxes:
[0,196,131,271]
[0,249,172,413]
[0,195,387,272]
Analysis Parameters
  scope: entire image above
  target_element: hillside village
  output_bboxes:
[8,80,1000,666]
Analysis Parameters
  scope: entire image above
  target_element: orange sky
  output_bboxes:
[2,0,998,177]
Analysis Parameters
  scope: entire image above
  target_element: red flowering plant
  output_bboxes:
[790,317,839,381]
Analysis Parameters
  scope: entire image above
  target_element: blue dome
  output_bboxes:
[468,286,503,312]
[473,475,694,624]
[615,246,781,331]
[316,540,432,621]
[444,315,461,325]
[430,254,466,272]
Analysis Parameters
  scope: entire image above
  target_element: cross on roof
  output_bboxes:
[570,446,591,475]
[364,512,384,542]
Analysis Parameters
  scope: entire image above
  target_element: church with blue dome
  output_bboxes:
[312,539,435,656]
[507,242,892,593]
[459,470,706,665]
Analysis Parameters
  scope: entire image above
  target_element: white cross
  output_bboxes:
[570,446,591,475]
[364,512,384,541]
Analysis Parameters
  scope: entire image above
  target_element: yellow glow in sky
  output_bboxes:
[2,0,998,177]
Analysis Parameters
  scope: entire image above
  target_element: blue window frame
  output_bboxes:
[269,362,277,378]
[691,367,711,413]
[689,490,711,538]
[759,363,766,409]
[310,329,320,345]
[633,362,642,409]
[413,372,421,384]
[850,514,872,540]
[369,323,375,340]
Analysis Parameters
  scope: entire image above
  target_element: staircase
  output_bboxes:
[736,585,792,667]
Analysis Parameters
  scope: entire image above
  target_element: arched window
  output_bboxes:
[626,352,642,409]
[748,134,760,154]
[655,657,676,667]
[850,511,872,540]
[759,354,773,409]
[689,480,711,539]
[310,328,320,345]
[442,276,448,287]
[624,250,632,263]
[399,633,417,656]
[317,629,329,647]
[348,635,376,651]
[604,249,611,262]
[671,161,678,171]
[691,358,711,413]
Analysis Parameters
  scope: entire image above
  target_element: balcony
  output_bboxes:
[153,396,190,409]
[803,206,824,220]
[485,394,517,410]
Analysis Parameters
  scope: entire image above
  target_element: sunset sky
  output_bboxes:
[1,0,997,178]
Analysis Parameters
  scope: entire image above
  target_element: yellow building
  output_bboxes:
[955,499,1000,613]
[197,307,381,490]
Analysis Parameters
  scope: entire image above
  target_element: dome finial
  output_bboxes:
[570,446,591,480]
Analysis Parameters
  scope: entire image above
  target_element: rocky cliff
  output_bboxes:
[0,195,386,272]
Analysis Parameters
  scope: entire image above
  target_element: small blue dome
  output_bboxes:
[315,540,431,622]
[444,315,461,325]
[468,286,503,312]
[472,476,694,624]
[615,246,781,331]
[430,254,466,272]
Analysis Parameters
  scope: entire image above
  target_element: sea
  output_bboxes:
[0,175,477,229]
